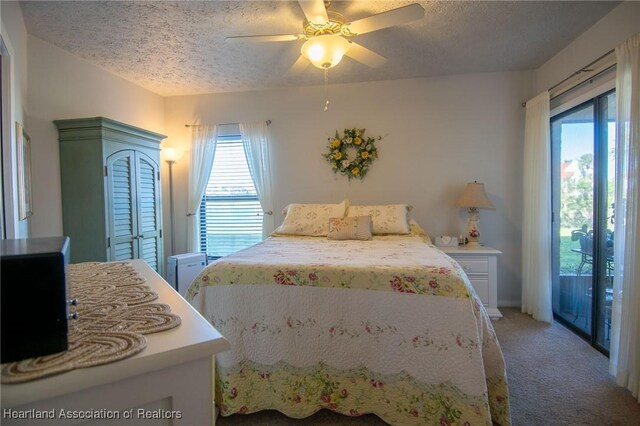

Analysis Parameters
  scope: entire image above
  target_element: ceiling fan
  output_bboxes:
[226,0,425,73]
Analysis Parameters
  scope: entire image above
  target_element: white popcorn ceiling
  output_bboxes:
[20,1,619,97]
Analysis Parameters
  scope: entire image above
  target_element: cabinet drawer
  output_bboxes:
[455,257,489,275]
[469,278,489,305]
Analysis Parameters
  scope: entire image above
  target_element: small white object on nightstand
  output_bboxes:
[440,245,502,319]
[434,236,460,247]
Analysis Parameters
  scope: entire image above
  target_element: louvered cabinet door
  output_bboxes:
[135,152,163,273]
[106,150,139,262]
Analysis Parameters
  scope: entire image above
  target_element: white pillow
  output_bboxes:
[274,200,348,236]
[347,204,412,234]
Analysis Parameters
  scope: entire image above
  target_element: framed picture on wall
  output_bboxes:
[16,122,33,220]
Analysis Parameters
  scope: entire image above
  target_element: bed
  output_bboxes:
[186,203,510,426]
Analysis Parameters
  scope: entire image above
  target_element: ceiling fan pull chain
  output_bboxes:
[323,67,330,112]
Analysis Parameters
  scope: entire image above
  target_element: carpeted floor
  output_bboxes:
[218,308,640,425]
[493,308,639,426]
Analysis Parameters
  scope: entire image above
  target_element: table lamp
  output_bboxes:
[455,181,495,246]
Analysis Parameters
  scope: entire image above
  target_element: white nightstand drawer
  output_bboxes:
[469,278,489,305]
[456,258,489,275]
[440,246,502,319]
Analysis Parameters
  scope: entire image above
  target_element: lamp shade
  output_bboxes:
[301,35,350,69]
[162,147,184,163]
[455,182,495,210]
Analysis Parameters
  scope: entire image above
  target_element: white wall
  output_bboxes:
[535,1,640,93]
[164,72,532,306]
[27,35,166,238]
[1,1,29,238]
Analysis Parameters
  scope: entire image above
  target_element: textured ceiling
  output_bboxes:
[20,1,619,97]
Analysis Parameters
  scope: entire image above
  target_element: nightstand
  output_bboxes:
[440,245,502,319]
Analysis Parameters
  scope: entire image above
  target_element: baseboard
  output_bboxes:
[498,300,520,308]
[486,308,503,319]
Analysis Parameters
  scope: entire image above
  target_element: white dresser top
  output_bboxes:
[1,259,230,407]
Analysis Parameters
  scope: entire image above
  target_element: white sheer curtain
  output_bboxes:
[240,121,275,238]
[610,33,640,402]
[187,125,218,253]
[521,91,553,323]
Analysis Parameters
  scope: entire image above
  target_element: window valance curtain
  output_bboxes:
[521,91,553,323]
[187,125,218,253]
[240,121,275,238]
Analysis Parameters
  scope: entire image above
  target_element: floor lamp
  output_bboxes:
[163,147,183,256]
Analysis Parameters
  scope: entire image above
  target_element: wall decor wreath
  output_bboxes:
[322,128,380,180]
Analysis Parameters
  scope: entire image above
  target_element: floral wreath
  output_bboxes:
[322,128,380,180]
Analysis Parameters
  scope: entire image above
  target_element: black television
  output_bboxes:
[1,236,71,362]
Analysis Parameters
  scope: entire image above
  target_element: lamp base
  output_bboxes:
[465,208,481,246]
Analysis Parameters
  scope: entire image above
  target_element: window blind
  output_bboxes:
[200,135,263,258]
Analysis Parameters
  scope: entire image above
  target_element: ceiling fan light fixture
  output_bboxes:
[301,35,350,69]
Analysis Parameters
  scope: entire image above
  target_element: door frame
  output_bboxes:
[0,32,17,239]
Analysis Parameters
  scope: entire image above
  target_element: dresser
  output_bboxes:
[55,117,166,273]
[440,246,502,319]
[1,260,230,425]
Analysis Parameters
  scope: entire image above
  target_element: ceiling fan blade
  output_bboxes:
[226,34,304,43]
[347,3,425,35]
[345,42,387,68]
[287,55,310,76]
[298,0,328,24]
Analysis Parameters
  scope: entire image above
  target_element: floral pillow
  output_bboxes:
[327,216,373,240]
[347,204,412,234]
[273,200,348,237]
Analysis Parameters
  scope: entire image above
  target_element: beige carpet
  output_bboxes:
[493,308,639,426]
[218,308,640,425]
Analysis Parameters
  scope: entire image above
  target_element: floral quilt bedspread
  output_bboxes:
[187,233,510,426]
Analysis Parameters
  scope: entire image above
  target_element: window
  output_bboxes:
[199,135,262,259]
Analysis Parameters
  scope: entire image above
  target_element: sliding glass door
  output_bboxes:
[551,90,615,354]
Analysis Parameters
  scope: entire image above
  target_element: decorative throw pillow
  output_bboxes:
[347,204,412,234]
[273,199,348,236]
[327,216,373,240]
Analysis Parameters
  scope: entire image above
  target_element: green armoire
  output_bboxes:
[55,117,166,273]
